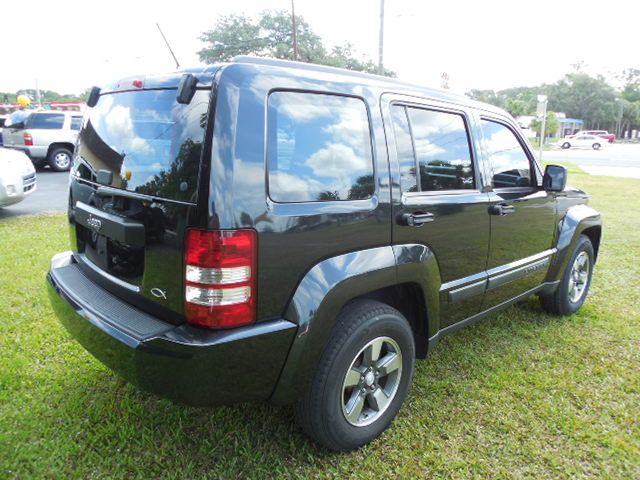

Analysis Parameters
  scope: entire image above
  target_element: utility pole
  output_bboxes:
[378,0,385,75]
[537,95,548,162]
[617,100,624,139]
[291,0,299,61]
[35,79,42,108]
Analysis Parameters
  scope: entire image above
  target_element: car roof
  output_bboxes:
[105,56,509,118]
[226,56,507,116]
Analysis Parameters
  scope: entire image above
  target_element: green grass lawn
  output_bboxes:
[1,167,639,479]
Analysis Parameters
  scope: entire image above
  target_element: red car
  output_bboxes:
[568,130,616,143]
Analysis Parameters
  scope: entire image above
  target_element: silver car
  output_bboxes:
[2,110,82,171]
[0,147,37,207]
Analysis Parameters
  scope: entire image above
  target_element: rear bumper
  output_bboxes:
[47,252,297,406]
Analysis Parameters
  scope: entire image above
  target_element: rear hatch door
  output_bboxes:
[69,76,214,323]
[2,111,30,147]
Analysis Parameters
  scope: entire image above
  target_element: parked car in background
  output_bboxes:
[567,130,615,143]
[558,134,606,150]
[0,147,37,207]
[2,110,82,171]
[0,115,7,146]
[47,58,602,452]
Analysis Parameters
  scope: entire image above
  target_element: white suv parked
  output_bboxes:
[2,110,83,171]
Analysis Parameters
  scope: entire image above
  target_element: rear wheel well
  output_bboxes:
[353,283,429,358]
[47,142,74,157]
[582,226,601,261]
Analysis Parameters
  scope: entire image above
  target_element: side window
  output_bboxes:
[27,114,65,129]
[390,105,418,192]
[389,104,474,192]
[70,116,82,131]
[267,92,374,202]
[408,108,474,191]
[481,119,532,188]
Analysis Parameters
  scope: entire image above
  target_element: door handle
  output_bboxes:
[489,203,515,216]
[401,212,435,226]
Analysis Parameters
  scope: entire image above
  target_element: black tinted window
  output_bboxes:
[70,116,82,130]
[481,120,532,188]
[76,89,210,202]
[406,107,474,191]
[267,92,374,202]
[28,114,65,129]
[391,105,418,192]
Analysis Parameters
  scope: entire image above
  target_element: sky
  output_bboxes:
[2,0,638,95]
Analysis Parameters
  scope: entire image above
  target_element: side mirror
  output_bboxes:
[543,164,567,192]
[87,86,101,108]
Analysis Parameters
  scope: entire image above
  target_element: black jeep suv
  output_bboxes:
[48,57,602,451]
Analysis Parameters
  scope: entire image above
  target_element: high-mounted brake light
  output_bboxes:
[184,229,257,329]
[132,79,144,88]
[23,133,33,146]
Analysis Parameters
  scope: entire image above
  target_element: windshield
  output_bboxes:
[5,110,31,128]
[76,88,211,203]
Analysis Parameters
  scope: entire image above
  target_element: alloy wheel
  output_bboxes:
[341,336,403,427]
[568,251,590,303]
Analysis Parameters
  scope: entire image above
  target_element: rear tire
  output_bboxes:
[562,142,571,149]
[540,235,594,315]
[32,158,47,170]
[294,300,415,452]
[48,147,72,171]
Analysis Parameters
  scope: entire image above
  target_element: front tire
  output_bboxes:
[48,147,72,171]
[592,143,601,150]
[540,235,594,315]
[562,142,571,149]
[294,300,415,452]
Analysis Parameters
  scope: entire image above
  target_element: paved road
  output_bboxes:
[0,170,69,219]
[543,143,640,178]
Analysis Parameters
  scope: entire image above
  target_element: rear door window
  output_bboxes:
[390,105,475,192]
[28,113,65,129]
[70,116,83,131]
[267,91,374,202]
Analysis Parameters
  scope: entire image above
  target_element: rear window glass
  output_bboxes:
[267,91,374,202]
[76,89,210,202]
[5,111,30,128]
[28,113,65,129]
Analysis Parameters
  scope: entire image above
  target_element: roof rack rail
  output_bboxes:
[230,55,387,82]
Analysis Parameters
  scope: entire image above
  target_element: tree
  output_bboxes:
[548,73,618,129]
[198,10,395,76]
[530,112,560,139]
[620,68,640,103]
[505,98,530,117]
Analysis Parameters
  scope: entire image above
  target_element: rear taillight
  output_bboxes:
[184,229,257,329]
[23,133,33,146]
